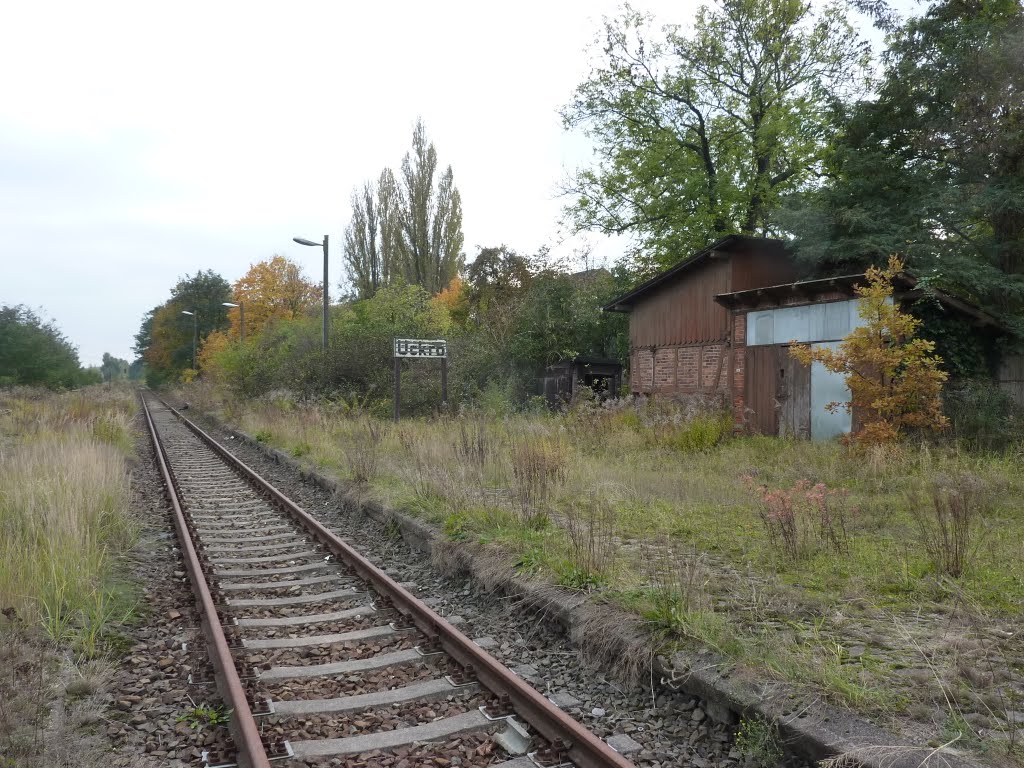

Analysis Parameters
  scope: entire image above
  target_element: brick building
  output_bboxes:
[606,236,1017,439]
[604,235,797,428]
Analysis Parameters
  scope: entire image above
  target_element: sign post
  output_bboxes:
[393,338,448,421]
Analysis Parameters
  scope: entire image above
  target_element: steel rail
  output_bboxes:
[141,394,272,768]
[157,394,637,768]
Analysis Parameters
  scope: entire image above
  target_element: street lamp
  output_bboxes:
[293,235,329,351]
[180,310,198,369]
[222,301,245,343]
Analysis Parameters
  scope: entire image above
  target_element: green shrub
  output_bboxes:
[943,379,1023,451]
[736,716,783,763]
[663,410,734,452]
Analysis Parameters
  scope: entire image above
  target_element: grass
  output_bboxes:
[181,383,1024,759]
[0,384,140,768]
[0,385,139,654]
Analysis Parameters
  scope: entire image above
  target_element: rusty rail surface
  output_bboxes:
[141,394,272,768]
[154,393,636,768]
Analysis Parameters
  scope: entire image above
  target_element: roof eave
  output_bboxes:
[603,234,770,311]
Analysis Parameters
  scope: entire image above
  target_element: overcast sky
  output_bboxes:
[0,0,896,367]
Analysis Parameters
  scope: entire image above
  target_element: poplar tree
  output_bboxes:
[342,169,401,298]
[342,120,464,298]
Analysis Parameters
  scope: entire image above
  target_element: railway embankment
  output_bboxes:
[181,394,1021,768]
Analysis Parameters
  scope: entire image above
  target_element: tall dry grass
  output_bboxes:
[0,386,138,650]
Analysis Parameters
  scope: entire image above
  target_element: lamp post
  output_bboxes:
[293,235,329,351]
[222,301,245,343]
[180,310,197,369]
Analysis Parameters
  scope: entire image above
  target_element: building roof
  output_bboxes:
[603,235,786,313]
[713,272,1011,332]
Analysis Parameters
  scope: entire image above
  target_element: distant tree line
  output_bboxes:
[0,305,98,388]
[0,305,138,389]
[133,270,233,385]
[153,246,626,415]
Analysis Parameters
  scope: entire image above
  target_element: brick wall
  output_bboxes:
[654,348,675,391]
[678,347,699,390]
[636,349,654,391]
[630,342,730,396]
[732,314,747,428]
[701,344,727,389]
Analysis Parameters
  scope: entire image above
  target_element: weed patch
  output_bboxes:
[0,386,139,651]
[181,383,1024,754]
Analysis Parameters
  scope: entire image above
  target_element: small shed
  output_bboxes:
[605,234,1019,439]
[538,357,623,405]
[604,235,797,400]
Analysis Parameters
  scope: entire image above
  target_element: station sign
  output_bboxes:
[394,338,447,359]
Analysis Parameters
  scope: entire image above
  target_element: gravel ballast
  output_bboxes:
[194,418,755,768]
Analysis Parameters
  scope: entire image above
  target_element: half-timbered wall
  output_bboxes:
[632,343,729,395]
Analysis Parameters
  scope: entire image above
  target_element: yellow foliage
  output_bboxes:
[198,329,231,376]
[790,256,948,445]
[432,275,469,325]
[231,255,322,339]
[145,302,188,370]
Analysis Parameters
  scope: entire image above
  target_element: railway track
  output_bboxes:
[141,391,638,768]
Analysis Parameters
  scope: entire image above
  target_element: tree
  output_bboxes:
[433,275,470,326]
[100,353,129,382]
[786,0,1024,315]
[562,0,869,275]
[465,246,538,338]
[510,267,626,370]
[342,120,464,297]
[0,305,93,388]
[134,270,231,382]
[397,119,464,293]
[343,170,401,299]
[790,257,949,444]
[231,255,321,338]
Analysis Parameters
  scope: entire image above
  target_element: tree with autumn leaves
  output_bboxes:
[226,255,321,340]
[198,255,321,373]
[790,257,949,445]
[133,270,232,385]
